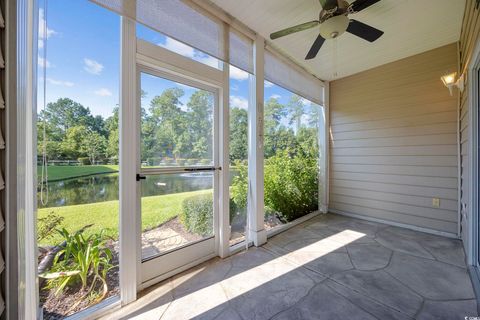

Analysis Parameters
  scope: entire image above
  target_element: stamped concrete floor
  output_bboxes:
[102,213,478,320]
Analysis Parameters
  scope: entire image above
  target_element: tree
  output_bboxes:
[105,107,119,160]
[61,125,89,159]
[264,97,287,158]
[40,98,95,135]
[149,88,187,159]
[187,91,213,159]
[287,94,305,134]
[83,131,107,164]
[229,107,248,162]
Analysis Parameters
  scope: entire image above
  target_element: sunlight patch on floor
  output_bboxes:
[128,229,366,319]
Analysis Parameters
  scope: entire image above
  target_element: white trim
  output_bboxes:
[65,297,120,320]
[16,0,39,318]
[135,47,223,283]
[323,81,330,212]
[457,41,462,238]
[247,35,267,246]
[467,35,480,266]
[119,16,138,305]
[267,211,322,239]
[329,208,459,239]
[218,24,230,258]
[136,39,223,87]
[138,253,217,291]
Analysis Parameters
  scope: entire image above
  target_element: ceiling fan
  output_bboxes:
[270,0,384,60]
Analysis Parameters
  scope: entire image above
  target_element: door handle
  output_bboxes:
[136,174,146,181]
[184,167,221,172]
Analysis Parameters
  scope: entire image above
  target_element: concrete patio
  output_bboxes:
[102,213,477,320]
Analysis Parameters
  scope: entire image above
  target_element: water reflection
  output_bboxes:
[38,172,235,208]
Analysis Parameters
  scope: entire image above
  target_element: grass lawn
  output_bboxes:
[38,189,212,246]
[38,165,119,181]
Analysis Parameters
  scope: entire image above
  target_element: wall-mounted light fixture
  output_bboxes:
[441,72,464,96]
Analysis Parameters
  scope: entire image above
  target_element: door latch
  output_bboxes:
[136,174,146,181]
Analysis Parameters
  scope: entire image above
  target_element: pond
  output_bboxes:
[38,172,234,208]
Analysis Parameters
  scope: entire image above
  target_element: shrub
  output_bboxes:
[231,150,318,223]
[264,150,318,221]
[77,157,90,165]
[180,194,213,236]
[186,158,197,165]
[200,159,212,165]
[231,161,248,210]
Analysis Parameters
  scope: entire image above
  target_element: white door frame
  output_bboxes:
[120,31,230,291]
[136,64,220,288]
[468,41,480,269]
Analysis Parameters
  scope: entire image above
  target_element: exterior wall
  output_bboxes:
[459,0,480,256]
[329,43,459,235]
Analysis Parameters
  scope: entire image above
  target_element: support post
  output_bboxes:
[218,24,230,258]
[247,35,267,246]
[119,16,138,305]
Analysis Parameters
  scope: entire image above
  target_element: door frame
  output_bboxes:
[467,31,480,298]
[120,28,230,292]
[136,64,221,287]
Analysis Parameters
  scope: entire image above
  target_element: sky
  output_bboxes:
[38,0,318,122]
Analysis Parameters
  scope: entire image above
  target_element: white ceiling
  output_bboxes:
[211,0,466,81]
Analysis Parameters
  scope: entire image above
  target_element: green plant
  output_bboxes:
[37,211,64,242]
[180,193,214,236]
[77,157,91,165]
[231,160,248,210]
[264,150,318,221]
[40,227,114,303]
[231,150,319,223]
[200,159,211,165]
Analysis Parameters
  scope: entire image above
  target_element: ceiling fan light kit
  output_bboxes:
[270,0,384,60]
[319,15,349,39]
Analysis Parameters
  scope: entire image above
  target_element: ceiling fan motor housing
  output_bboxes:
[319,14,350,39]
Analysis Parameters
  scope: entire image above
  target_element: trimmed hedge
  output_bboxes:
[180,193,214,236]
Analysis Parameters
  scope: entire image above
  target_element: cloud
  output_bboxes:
[264,80,275,88]
[159,38,220,68]
[47,78,74,87]
[231,84,239,91]
[39,9,57,39]
[198,56,220,68]
[270,94,281,100]
[160,38,195,58]
[230,95,248,110]
[83,58,104,75]
[38,9,57,50]
[38,57,51,68]
[94,88,113,97]
[230,66,249,81]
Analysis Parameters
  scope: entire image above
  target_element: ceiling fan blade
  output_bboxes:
[350,0,381,12]
[319,0,339,10]
[347,19,384,42]
[270,21,320,40]
[305,34,325,60]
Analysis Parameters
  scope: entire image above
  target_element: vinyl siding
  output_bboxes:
[329,43,459,234]
[459,0,480,253]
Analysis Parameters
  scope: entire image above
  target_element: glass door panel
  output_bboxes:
[140,173,214,260]
[140,72,214,168]
[138,68,218,283]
